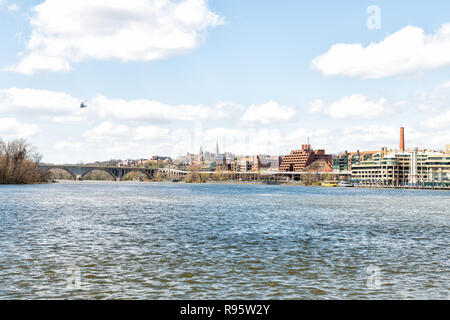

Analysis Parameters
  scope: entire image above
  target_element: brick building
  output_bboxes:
[279,144,332,172]
[304,158,333,172]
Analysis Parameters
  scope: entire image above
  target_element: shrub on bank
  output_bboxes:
[0,139,49,184]
[184,171,211,183]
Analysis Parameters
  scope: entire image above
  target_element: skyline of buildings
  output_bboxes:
[95,128,450,186]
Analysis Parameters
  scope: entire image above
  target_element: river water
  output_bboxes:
[0,181,448,299]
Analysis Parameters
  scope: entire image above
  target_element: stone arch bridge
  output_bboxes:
[39,165,160,181]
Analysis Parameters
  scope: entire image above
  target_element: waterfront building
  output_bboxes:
[351,128,450,186]
[227,155,282,172]
[237,156,254,172]
[333,150,378,171]
[252,155,281,172]
[279,144,332,172]
[215,154,237,172]
[333,153,349,171]
[351,149,450,186]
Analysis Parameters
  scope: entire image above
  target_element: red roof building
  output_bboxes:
[279,144,332,172]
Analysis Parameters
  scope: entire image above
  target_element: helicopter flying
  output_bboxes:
[80,100,88,109]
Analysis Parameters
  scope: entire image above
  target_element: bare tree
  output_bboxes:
[0,139,49,184]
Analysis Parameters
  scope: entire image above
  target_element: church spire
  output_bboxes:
[216,141,219,155]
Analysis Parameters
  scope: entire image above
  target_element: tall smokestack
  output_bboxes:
[400,127,405,151]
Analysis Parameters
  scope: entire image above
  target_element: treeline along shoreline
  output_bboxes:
[0,139,48,184]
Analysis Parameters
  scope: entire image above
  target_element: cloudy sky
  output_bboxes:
[1,0,450,163]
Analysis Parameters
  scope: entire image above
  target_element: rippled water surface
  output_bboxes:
[0,182,448,299]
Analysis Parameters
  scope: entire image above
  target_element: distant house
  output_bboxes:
[147,156,173,166]
[136,159,149,166]
[117,159,137,167]
[199,162,216,172]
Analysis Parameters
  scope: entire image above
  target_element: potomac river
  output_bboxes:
[0,181,448,299]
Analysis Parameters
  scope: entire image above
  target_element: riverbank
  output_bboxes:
[354,185,450,190]
[46,179,450,190]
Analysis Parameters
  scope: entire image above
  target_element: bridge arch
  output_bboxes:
[42,167,76,180]
[80,168,116,181]
[39,165,157,182]
[120,168,155,181]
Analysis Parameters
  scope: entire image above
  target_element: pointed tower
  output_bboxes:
[198,146,204,164]
[216,141,219,155]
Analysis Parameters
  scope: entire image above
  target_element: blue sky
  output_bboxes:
[1,0,450,163]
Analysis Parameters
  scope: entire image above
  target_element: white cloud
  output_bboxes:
[0,87,242,122]
[0,1,19,11]
[439,81,450,88]
[44,121,443,163]
[341,126,401,144]
[415,82,450,112]
[0,87,80,116]
[57,122,185,162]
[308,94,393,119]
[201,125,439,157]
[54,140,83,151]
[134,125,170,141]
[307,99,325,114]
[334,126,424,152]
[41,116,84,124]
[420,110,450,129]
[8,0,223,74]
[0,117,39,139]
[312,24,450,79]
[239,100,296,125]
[94,95,237,121]
[83,122,130,141]
[83,122,172,146]
[200,127,331,156]
[7,3,19,11]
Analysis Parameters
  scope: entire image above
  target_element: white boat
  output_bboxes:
[338,181,353,187]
